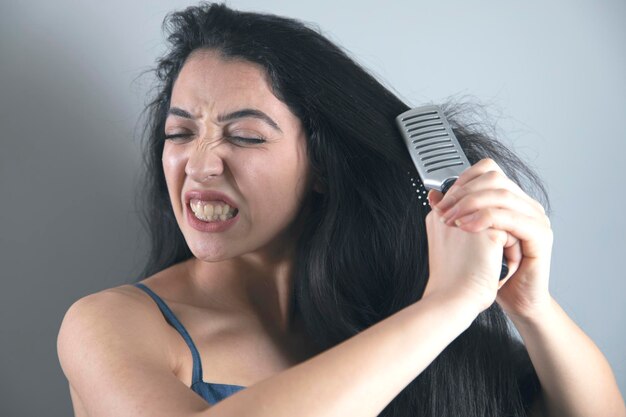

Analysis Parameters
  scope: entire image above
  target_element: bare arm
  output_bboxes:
[58,168,530,416]
[58,290,215,417]
[203,292,476,417]
[58,287,479,417]
[511,296,626,417]
[427,158,626,417]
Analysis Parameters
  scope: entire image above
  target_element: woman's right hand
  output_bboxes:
[421,190,516,314]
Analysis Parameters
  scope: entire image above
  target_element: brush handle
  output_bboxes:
[441,179,509,281]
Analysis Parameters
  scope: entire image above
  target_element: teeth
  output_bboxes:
[190,200,237,222]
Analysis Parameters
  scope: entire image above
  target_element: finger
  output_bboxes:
[452,158,505,189]
[436,169,545,217]
[427,189,444,207]
[454,207,553,259]
[440,188,549,227]
[500,232,523,284]
[438,168,525,210]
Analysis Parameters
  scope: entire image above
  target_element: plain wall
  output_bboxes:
[1,1,624,415]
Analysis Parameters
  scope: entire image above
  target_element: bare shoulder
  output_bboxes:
[56,285,210,417]
[57,283,179,377]
[59,284,171,349]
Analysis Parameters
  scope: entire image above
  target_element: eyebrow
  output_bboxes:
[167,107,282,133]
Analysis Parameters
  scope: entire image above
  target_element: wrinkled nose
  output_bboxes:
[185,138,225,182]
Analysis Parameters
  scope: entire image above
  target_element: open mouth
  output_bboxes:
[188,200,239,223]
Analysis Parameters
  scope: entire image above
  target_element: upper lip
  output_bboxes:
[184,189,239,209]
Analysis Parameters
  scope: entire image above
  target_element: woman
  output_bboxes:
[57,2,625,417]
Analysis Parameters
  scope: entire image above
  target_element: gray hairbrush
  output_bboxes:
[396,105,509,280]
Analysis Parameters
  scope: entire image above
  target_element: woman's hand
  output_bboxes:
[428,158,554,322]
[422,194,512,315]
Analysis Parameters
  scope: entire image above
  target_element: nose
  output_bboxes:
[185,137,225,182]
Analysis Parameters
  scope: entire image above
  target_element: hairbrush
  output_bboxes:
[396,105,509,280]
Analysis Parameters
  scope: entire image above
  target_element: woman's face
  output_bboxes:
[162,49,312,262]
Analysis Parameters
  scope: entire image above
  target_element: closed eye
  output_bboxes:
[229,136,266,145]
[163,134,266,145]
[164,133,193,140]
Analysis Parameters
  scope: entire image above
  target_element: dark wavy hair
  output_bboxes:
[132,2,549,416]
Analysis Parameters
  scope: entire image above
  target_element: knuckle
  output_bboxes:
[496,188,511,199]
[480,157,498,169]
[487,228,506,245]
[483,207,497,218]
[485,170,504,183]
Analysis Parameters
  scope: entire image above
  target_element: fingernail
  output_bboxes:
[455,213,476,226]
[438,207,458,225]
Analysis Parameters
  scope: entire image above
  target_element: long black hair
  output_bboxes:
[133,3,549,415]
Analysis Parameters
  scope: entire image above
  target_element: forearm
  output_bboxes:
[511,296,626,417]
[203,294,477,417]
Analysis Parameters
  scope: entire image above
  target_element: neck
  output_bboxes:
[185,242,304,335]
[185,196,315,337]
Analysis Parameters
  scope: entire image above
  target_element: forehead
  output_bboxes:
[171,49,281,115]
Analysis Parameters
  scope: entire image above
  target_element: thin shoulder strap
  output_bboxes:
[133,283,204,384]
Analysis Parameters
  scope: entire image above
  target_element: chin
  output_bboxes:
[188,242,232,262]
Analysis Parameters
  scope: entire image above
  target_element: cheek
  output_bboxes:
[162,146,186,180]
[161,147,187,205]
[240,156,309,219]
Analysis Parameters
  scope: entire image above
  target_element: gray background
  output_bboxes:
[1,0,624,415]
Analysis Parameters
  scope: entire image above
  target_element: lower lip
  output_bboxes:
[186,203,239,233]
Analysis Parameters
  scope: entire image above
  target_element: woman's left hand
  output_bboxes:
[428,158,554,322]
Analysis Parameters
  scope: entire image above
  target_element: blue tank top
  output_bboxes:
[134,282,246,405]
